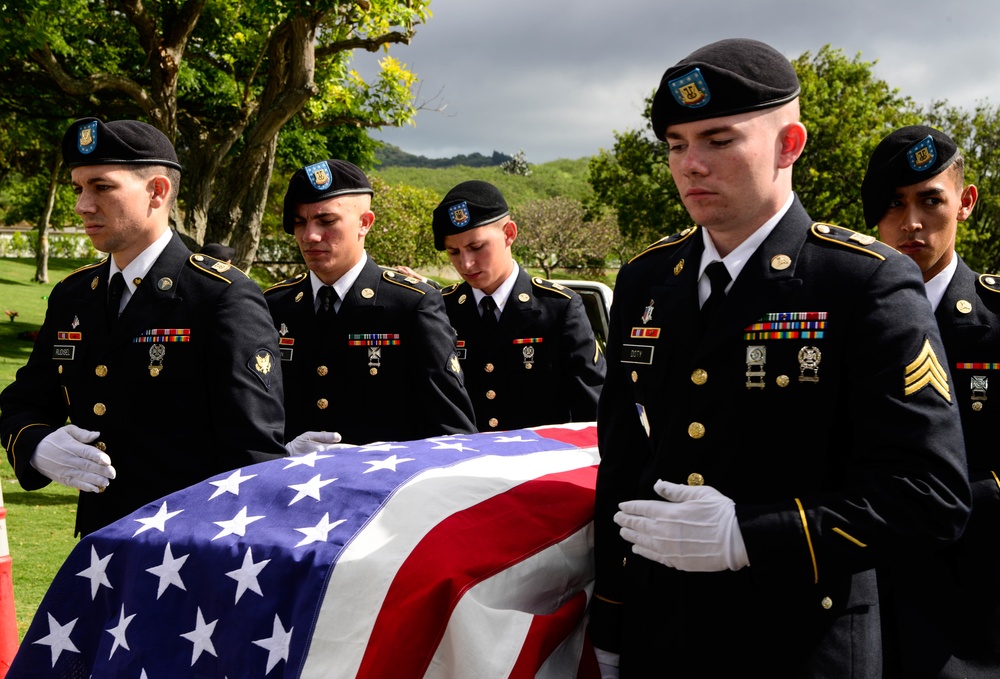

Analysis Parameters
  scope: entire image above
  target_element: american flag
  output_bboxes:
[9,424,601,678]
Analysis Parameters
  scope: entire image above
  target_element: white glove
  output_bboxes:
[615,480,749,572]
[285,430,350,456]
[30,424,116,493]
[594,648,620,679]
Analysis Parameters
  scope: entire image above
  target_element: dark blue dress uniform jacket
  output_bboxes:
[880,257,1000,678]
[264,256,476,444]
[441,268,606,431]
[0,233,287,537]
[590,198,971,678]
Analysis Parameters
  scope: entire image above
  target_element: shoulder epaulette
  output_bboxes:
[264,272,308,294]
[61,257,107,283]
[978,273,1000,294]
[441,283,461,296]
[628,226,699,265]
[531,276,572,299]
[809,223,889,261]
[382,269,427,294]
[187,254,249,284]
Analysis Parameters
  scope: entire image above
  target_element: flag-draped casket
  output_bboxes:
[9,424,601,678]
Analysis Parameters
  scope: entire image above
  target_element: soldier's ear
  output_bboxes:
[958,184,978,222]
[148,175,171,208]
[777,122,807,168]
[502,220,517,247]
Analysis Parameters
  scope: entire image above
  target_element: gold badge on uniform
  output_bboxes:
[148,343,166,377]
[91,276,99,290]
[522,345,535,370]
[248,348,275,387]
[674,259,684,276]
[849,232,877,246]
[368,346,381,374]
[971,375,988,411]
[212,261,231,273]
[458,294,467,305]
[770,254,792,271]
[449,354,462,375]
[361,288,375,299]
[157,277,173,291]
[956,300,972,314]
[798,346,821,383]
[903,338,950,402]
[518,293,530,303]
[745,345,766,389]
[295,291,304,303]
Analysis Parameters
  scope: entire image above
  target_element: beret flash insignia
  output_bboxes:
[78,121,98,155]
[306,160,333,190]
[669,68,711,109]
[907,136,937,172]
[449,202,471,227]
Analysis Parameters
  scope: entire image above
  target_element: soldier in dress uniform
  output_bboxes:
[863,126,1000,678]
[0,117,288,537]
[590,40,971,677]
[431,180,606,432]
[264,159,476,444]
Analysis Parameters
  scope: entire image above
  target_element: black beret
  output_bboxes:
[282,159,373,234]
[200,243,235,261]
[61,117,181,170]
[861,126,961,228]
[650,38,800,141]
[432,180,510,251]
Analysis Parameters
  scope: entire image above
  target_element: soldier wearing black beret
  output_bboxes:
[432,180,606,432]
[592,40,970,676]
[0,117,289,536]
[265,159,476,444]
[863,126,1000,678]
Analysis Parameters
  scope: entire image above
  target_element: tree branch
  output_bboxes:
[315,28,414,59]
[29,44,154,113]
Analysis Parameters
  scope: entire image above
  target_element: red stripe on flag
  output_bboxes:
[534,424,598,449]
[508,589,588,679]
[356,465,598,678]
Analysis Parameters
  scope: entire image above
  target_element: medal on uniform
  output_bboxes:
[72,316,80,329]
[641,299,654,325]
[522,345,535,370]
[368,346,381,375]
[745,345,766,389]
[279,322,289,336]
[798,346,821,383]
[971,375,988,411]
[148,342,166,377]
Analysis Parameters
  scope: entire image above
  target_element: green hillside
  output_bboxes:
[372,158,593,208]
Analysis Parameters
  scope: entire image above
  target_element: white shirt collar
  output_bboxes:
[923,252,959,311]
[309,252,368,312]
[109,229,173,303]
[697,192,794,303]
[471,261,519,313]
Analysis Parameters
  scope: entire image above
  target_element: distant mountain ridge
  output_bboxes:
[375,143,513,168]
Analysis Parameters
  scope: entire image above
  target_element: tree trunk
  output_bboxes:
[34,153,62,283]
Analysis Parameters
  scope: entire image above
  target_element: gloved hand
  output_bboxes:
[285,430,351,456]
[593,648,620,679]
[615,480,749,572]
[30,424,116,493]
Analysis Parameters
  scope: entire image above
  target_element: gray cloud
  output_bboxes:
[355,0,999,162]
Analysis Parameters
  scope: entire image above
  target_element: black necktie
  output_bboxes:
[480,296,498,331]
[106,272,125,325]
[701,261,731,320]
[316,286,338,331]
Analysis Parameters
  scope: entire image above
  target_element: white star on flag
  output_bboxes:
[288,474,337,505]
[429,441,479,452]
[294,512,345,547]
[212,506,265,540]
[105,605,135,659]
[282,451,335,469]
[32,613,80,667]
[356,442,407,452]
[76,546,113,600]
[146,543,189,599]
[225,547,270,603]
[494,435,536,443]
[180,607,218,665]
[252,614,293,674]
[362,454,415,473]
[207,469,257,500]
[133,502,184,537]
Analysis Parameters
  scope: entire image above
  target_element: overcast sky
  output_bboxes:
[353,0,1000,163]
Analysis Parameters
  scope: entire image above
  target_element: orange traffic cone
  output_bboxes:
[0,483,18,677]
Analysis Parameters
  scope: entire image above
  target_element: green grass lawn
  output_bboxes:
[0,257,89,639]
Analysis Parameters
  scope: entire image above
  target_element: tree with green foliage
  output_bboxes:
[366,175,443,269]
[501,149,532,177]
[0,0,430,269]
[586,46,922,257]
[512,196,622,278]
